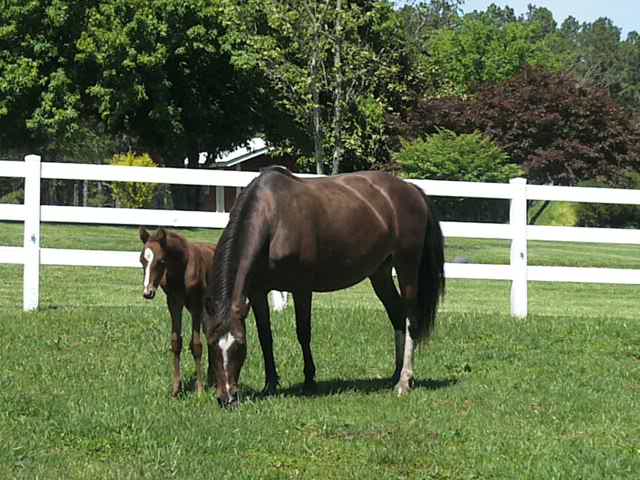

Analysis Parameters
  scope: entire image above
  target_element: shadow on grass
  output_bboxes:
[254,376,458,400]
[177,374,458,402]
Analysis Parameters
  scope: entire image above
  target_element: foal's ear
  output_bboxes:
[139,226,150,244]
[156,228,167,247]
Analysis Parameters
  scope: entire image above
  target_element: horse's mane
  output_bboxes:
[261,164,296,178]
[206,174,263,328]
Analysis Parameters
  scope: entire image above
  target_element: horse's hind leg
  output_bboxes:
[188,304,205,395]
[392,258,422,396]
[370,260,407,384]
[293,290,316,392]
[249,291,280,395]
[167,294,184,398]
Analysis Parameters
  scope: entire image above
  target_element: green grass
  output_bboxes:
[1,222,640,478]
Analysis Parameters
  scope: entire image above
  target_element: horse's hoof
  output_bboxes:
[218,393,240,409]
[394,378,413,396]
[171,383,183,398]
[261,383,278,397]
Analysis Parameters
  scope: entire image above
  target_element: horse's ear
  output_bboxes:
[139,226,150,244]
[156,228,167,247]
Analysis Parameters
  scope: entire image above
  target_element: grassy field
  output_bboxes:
[1,222,639,478]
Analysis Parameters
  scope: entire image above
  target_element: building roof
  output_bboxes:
[185,138,271,167]
[214,138,270,167]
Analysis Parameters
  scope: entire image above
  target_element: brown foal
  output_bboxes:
[139,227,216,397]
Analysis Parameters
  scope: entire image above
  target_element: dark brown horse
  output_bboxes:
[203,167,445,407]
[139,227,216,397]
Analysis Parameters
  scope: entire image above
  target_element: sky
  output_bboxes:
[461,0,639,38]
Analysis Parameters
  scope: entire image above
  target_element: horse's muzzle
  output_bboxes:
[217,393,240,409]
[143,288,156,300]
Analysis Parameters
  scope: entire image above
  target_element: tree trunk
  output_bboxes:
[171,151,201,211]
[73,181,79,207]
[529,200,551,225]
[331,0,344,176]
[310,21,324,175]
[82,180,88,207]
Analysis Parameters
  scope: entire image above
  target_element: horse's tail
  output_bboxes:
[414,186,445,343]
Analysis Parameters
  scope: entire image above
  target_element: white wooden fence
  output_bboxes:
[2,155,640,316]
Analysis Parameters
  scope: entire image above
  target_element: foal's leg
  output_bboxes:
[369,262,407,384]
[188,303,205,395]
[167,294,184,397]
[293,290,316,392]
[249,291,279,395]
[393,259,422,396]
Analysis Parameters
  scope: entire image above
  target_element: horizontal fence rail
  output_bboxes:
[1,155,640,314]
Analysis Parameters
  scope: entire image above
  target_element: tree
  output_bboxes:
[75,0,273,208]
[400,67,640,187]
[423,9,567,97]
[0,0,109,158]
[225,0,420,174]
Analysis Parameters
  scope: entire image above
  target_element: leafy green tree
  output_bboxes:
[0,0,106,157]
[76,0,263,167]
[225,0,418,174]
[424,10,565,96]
[618,32,640,111]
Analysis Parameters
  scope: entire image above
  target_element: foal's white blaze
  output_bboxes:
[143,248,154,288]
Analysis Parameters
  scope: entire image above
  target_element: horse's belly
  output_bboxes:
[265,245,391,293]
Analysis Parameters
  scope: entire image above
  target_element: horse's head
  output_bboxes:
[205,297,250,409]
[138,227,168,300]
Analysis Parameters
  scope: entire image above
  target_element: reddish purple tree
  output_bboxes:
[400,66,640,186]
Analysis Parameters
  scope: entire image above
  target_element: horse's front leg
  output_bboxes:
[167,294,184,398]
[249,291,279,395]
[293,290,316,393]
[188,302,205,396]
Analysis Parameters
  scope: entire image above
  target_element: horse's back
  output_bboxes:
[185,242,216,292]
[253,169,428,291]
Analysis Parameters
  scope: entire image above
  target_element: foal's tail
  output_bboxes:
[414,186,445,343]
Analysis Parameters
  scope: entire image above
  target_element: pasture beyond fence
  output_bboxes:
[1,155,640,316]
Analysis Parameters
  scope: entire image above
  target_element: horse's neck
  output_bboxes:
[165,241,189,282]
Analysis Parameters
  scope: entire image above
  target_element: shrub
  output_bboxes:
[394,129,523,221]
[0,189,24,204]
[574,173,640,228]
[110,153,159,209]
[530,201,578,226]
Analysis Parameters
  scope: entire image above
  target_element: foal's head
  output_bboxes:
[138,227,169,300]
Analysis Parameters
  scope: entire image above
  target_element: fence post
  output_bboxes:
[23,154,42,311]
[509,178,528,318]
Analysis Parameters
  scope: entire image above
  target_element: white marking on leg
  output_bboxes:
[143,248,154,288]
[398,318,415,395]
[271,290,288,312]
[402,319,415,377]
